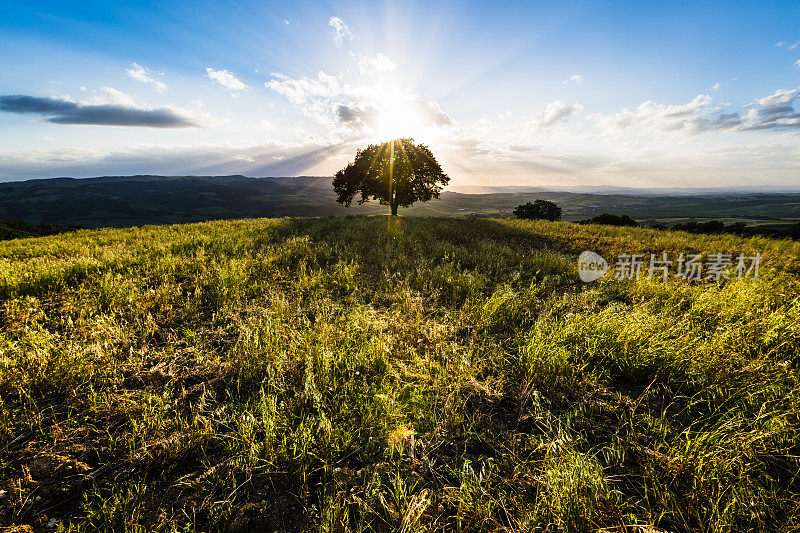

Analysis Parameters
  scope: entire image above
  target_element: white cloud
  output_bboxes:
[530,101,583,129]
[328,16,353,46]
[590,94,728,134]
[349,51,397,75]
[795,59,800,68]
[711,82,720,91]
[283,18,290,25]
[790,41,799,50]
[776,41,786,47]
[266,71,341,105]
[89,87,138,107]
[205,68,248,90]
[125,63,167,92]
[590,88,800,135]
[562,74,583,85]
[741,87,800,130]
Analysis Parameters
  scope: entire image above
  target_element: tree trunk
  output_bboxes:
[391,204,398,216]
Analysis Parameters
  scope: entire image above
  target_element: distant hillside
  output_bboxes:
[2,174,800,228]
[0,175,361,227]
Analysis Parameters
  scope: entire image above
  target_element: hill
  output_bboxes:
[3,175,800,228]
[0,216,798,531]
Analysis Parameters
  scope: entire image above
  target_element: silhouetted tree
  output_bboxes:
[579,213,637,226]
[673,220,726,234]
[514,200,561,221]
[333,138,449,216]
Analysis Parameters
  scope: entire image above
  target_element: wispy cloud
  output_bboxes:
[266,71,341,105]
[0,95,197,128]
[775,41,786,47]
[88,87,137,107]
[125,63,167,92]
[205,68,248,90]
[562,74,583,85]
[328,16,353,46]
[349,51,396,75]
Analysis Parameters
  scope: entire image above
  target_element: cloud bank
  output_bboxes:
[590,89,800,134]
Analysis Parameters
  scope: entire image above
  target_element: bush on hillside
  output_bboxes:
[514,199,561,221]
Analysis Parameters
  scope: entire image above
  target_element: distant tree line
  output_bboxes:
[578,213,638,227]
[514,201,800,240]
[665,220,800,240]
[0,219,81,241]
[577,213,800,240]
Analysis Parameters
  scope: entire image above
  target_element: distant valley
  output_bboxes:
[2,174,800,229]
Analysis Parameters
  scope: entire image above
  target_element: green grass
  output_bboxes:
[0,215,798,532]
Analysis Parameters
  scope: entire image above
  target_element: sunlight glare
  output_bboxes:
[370,93,440,144]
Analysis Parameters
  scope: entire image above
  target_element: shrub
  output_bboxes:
[513,199,562,221]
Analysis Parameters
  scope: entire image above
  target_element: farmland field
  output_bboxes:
[1,216,799,531]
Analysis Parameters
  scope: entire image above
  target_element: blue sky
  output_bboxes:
[1,0,800,187]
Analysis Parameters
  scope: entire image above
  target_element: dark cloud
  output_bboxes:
[0,95,197,128]
[335,103,380,127]
[0,95,77,113]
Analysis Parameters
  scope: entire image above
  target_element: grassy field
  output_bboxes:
[0,215,799,532]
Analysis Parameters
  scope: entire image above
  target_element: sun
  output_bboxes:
[370,93,440,143]
[374,101,424,140]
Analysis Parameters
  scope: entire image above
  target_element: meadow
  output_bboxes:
[0,215,798,532]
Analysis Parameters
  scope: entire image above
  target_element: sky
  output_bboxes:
[1,0,800,188]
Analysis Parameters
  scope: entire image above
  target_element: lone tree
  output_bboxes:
[333,138,449,216]
[514,199,561,221]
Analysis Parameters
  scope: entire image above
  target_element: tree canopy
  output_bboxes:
[333,138,449,215]
[513,200,562,221]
